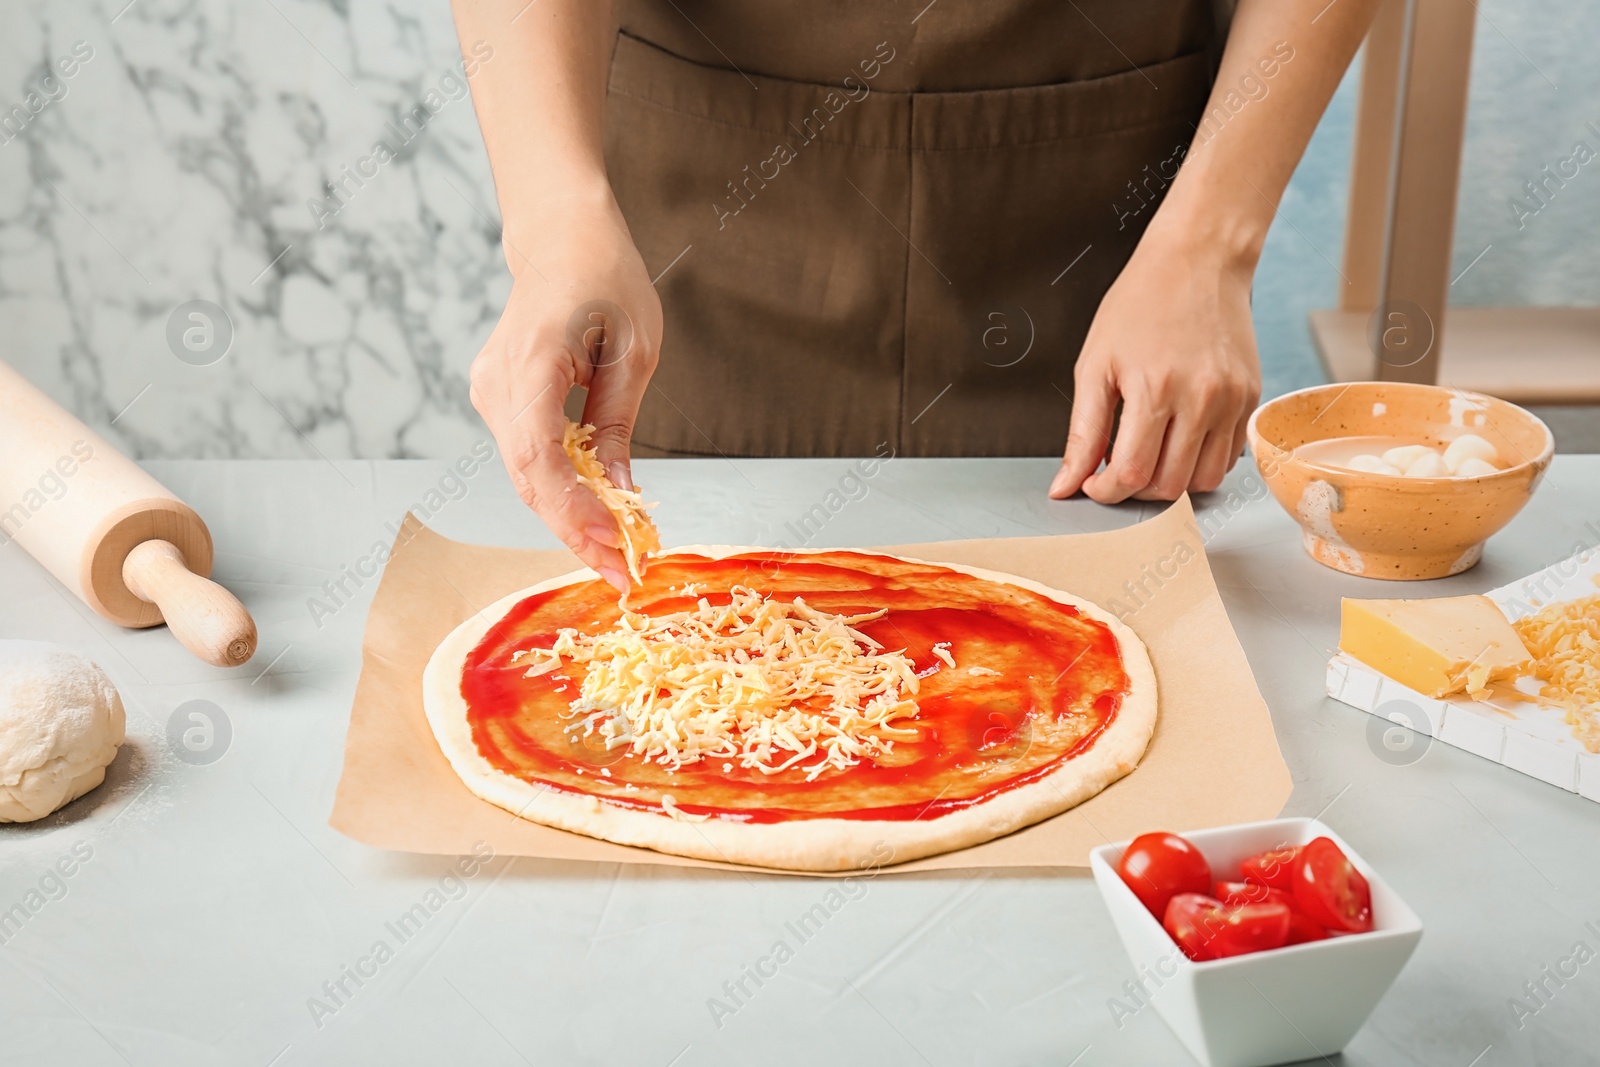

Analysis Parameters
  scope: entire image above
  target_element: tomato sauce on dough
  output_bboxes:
[460,551,1130,822]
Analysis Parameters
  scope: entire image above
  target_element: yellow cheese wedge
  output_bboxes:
[1339,595,1532,698]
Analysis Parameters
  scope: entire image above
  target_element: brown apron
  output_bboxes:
[604,2,1221,458]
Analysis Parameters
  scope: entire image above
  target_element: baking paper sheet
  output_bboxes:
[329,496,1291,874]
[1328,546,1600,800]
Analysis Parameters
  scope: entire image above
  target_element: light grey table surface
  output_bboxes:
[3,454,1599,1067]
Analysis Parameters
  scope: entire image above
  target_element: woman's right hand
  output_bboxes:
[469,191,663,592]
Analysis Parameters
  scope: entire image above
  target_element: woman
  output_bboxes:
[452,0,1378,590]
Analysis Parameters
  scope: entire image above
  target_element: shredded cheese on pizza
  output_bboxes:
[1513,583,1600,752]
[661,794,710,822]
[516,586,924,780]
[563,420,660,585]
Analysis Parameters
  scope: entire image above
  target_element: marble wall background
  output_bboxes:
[0,0,1593,460]
[1,0,505,461]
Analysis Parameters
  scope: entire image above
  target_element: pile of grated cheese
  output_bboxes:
[515,585,925,780]
[563,419,660,585]
[1513,585,1600,752]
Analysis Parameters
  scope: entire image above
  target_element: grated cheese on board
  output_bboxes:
[515,586,926,781]
[563,420,661,585]
[1513,583,1600,752]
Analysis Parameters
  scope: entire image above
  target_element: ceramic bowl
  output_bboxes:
[1089,818,1423,1067]
[1246,382,1552,579]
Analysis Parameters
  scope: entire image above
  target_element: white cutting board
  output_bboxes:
[1326,546,1600,800]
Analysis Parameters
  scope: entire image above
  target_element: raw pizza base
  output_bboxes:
[422,546,1157,872]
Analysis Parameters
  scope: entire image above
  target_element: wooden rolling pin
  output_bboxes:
[0,360,256,667]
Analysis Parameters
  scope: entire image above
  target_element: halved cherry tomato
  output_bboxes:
[1118,833,1213,918]
[1240,846,1301,890]
[1292,837,1373,933]
[1163,893,1291,961]
[1214,881,1294,909]
[1218,880,1333,943]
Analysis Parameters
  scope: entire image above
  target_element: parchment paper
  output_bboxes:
[329,496,1291,874]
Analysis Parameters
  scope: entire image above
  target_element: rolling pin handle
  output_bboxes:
[122,540,258,668]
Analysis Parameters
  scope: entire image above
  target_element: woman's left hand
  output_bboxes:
[1049,230,1261,504]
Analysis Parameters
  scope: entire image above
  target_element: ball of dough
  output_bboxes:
[1443,433,1499,473]
[0,642,125,823]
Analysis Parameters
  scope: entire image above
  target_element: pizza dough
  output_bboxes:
[424,547,1157,872]
[0,641,126,822]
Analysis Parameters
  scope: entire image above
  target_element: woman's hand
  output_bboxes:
[1044,0,1383,505]
[1049,230,1261,504]
[469,191,662,590]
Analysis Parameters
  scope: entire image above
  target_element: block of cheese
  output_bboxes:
[1339,595,1532,698]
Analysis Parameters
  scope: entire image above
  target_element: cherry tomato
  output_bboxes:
[1214,881,1295,910]
[1217,881,1332,944]
[1292,837,1373,933]
[1286,909,1332,945]
[1163,893,1291,961]
[1240,846,1301,890]
[1118,833,1213,918]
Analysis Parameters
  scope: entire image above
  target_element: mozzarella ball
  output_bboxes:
[1345,454,1394,474]
[1453,457,1499,478]
[1443,434,1499,473]
[1404,452,1451,478]
[1383,445,1436,471]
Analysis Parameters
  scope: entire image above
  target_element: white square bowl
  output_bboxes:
[1089,818,1422,1067]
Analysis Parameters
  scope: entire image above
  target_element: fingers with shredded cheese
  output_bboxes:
[563,420,661,586]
